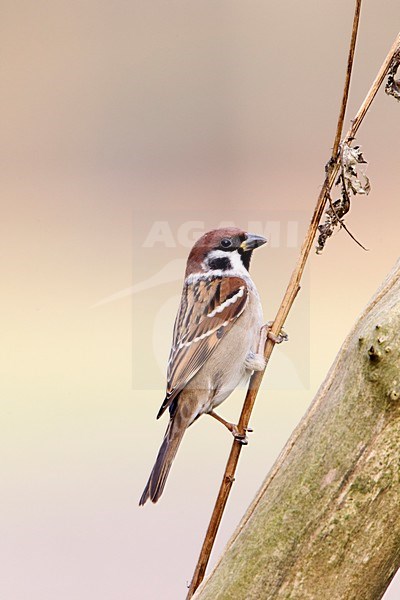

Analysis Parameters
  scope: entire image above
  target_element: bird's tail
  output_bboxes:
[139,416,186,505]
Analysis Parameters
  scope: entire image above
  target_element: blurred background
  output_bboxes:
[1,1,399,598]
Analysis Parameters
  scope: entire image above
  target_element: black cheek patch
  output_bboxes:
[238,248,252,271]
[208,256,232,271]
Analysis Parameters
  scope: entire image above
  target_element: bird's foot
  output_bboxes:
[232,425,249,445]
[231,423,254,445]
[262,321,289,345]
[208,411,252,445]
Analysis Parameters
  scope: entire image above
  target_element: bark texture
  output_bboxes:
[195,260,400,600]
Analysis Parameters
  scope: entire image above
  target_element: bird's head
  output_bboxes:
[186,227,267,277]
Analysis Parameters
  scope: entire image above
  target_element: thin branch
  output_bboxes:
[348,34,400,138]
[332,0,362,158]
[187,13,400,600]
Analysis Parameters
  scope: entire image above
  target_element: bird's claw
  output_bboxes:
[270,330,289,344]
[264,321,289,344]
[232,425,249,445]
[233,432,248,445]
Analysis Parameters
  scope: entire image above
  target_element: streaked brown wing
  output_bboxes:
[156,275,248,419]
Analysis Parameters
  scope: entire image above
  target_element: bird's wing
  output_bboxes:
[156,275,248,418]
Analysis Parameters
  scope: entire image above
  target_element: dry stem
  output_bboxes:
[187,14,400,600]
[332,0,362,156]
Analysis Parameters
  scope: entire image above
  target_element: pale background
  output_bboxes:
[1,1,399,599]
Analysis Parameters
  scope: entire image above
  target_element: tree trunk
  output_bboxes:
[195,260,400,600]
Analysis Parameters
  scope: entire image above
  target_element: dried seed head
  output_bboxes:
[385,49,400,101]
[316,140,370,253]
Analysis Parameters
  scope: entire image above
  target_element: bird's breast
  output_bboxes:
[193,288,263,413]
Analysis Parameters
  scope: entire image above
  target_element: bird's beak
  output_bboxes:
[240,233,267,251]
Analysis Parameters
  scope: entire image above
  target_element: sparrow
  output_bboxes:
[140,227,276,506]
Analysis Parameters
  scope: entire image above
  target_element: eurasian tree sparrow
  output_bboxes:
[140,227,277,505]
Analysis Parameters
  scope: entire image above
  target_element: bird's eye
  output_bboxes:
[220,238,232,248]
